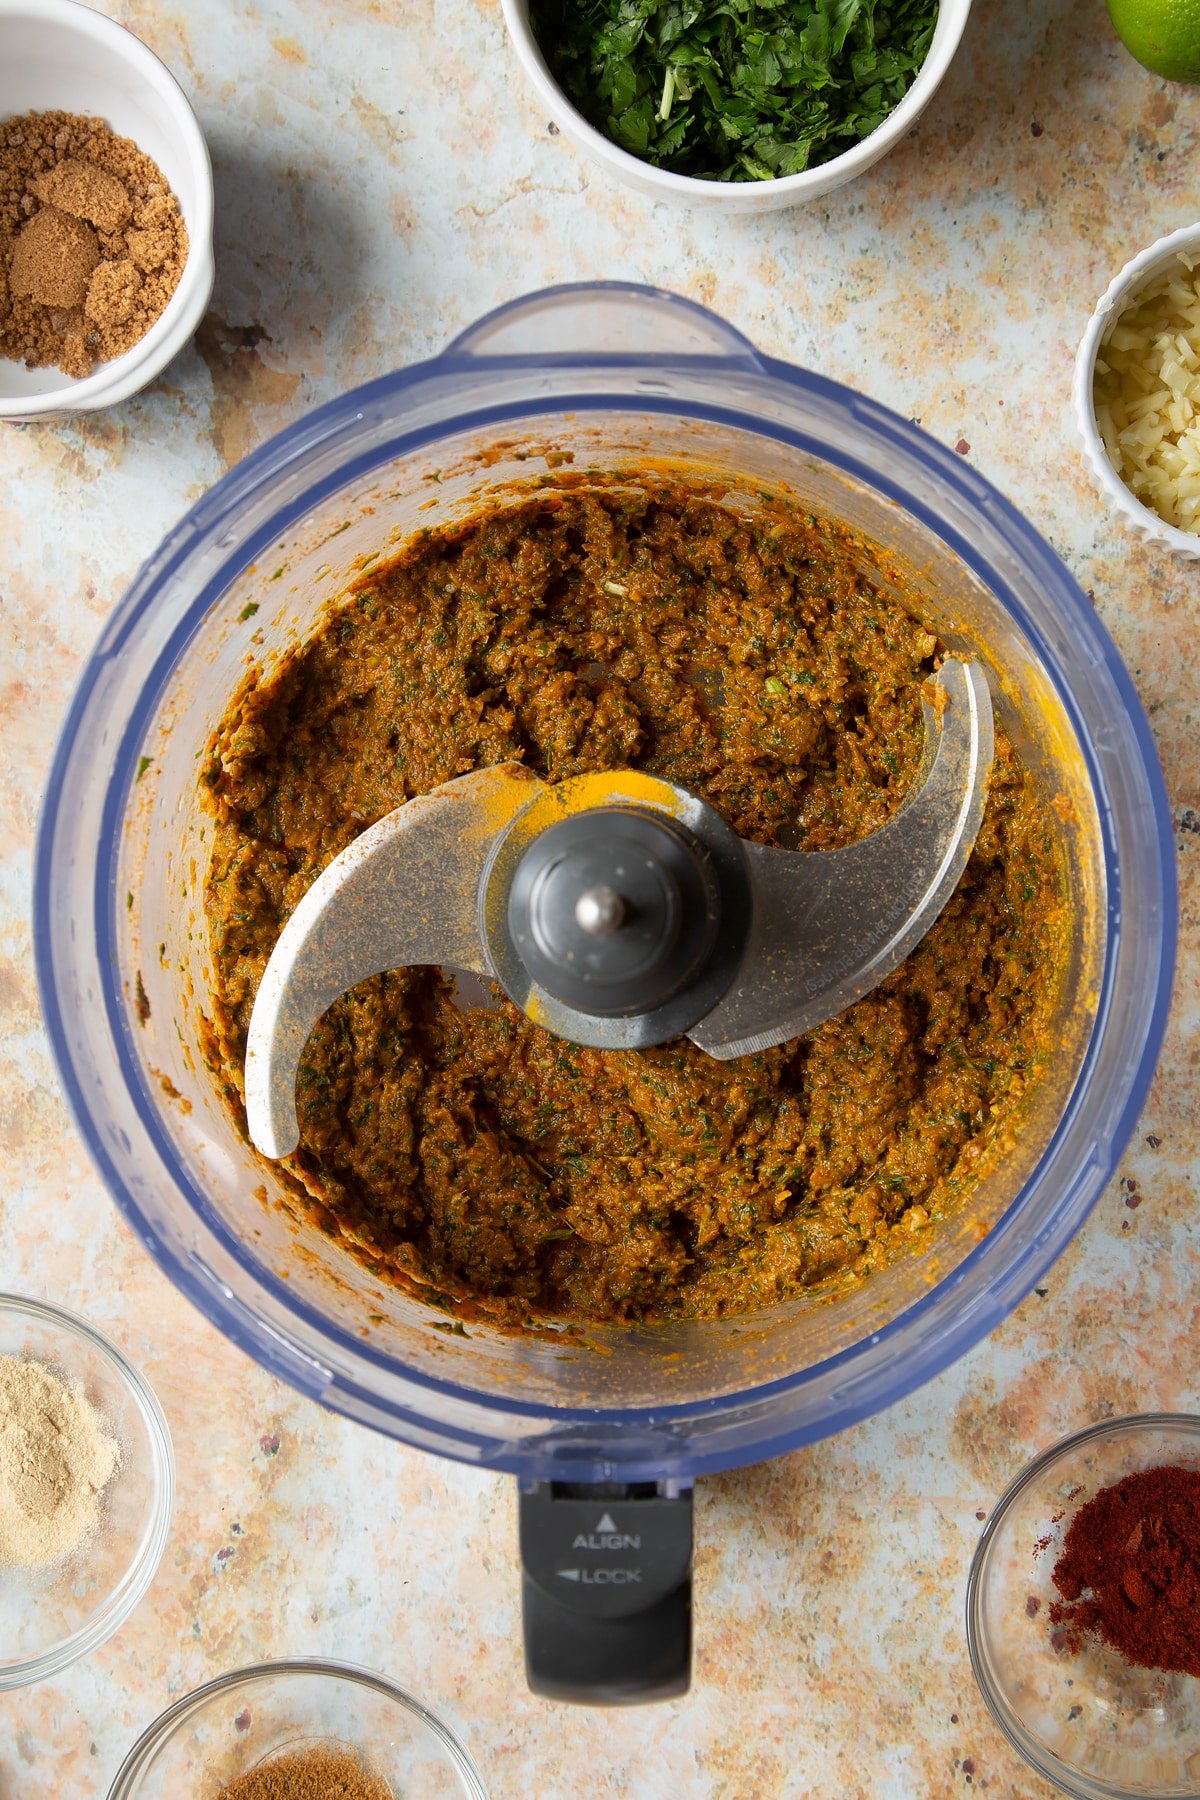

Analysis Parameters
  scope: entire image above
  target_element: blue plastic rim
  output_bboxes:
[34,284,1178,1480]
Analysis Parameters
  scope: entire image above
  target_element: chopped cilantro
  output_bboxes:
[529,0,937,181]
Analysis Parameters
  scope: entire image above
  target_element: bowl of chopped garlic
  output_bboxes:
[1075,221,1200,560]
[107,1659,488,1799]
[0,1292,174,1690]
[0,0,214,419]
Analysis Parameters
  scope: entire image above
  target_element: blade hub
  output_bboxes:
[508,809,721,1017]
[574,884,626,935]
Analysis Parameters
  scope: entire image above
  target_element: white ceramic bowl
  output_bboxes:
[0,0,214,420]
[501,0,972,212]
[0,1293,174,1691]
[1074,221,1200,562]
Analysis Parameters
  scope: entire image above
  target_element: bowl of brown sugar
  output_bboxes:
[0,0,214,419]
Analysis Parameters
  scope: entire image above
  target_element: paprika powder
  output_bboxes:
[1049,1464,1200,1676]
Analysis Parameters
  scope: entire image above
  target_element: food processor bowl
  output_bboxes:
[36,282,1173,1476]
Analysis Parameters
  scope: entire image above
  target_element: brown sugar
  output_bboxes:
[85,259,141,326]
[32,157,131,233]
[0,110,188,379]
[216,1743,394,1799]
[126,226,173,272]
[10,207,99,307]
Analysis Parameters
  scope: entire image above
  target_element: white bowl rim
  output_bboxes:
[500,0,973,200]
[0,1289,175,1691]
[106,1656,490,1799]
[1073,219,1200,561]
[0,0,215,420]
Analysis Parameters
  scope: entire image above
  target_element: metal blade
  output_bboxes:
[244,763,543,1158]
[688,659,994,1060]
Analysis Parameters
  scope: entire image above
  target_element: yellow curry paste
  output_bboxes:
[202,483,1068,1325]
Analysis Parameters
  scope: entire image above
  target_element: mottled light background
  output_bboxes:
[1,1,1197,1794]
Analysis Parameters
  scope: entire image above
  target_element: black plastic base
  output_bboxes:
[519,1480,693,1705]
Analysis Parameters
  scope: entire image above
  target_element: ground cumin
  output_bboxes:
[0,110,187,378]
[1049,1465,1200,1676]
[216,1744,393,1799]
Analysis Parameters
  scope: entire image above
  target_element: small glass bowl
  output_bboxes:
[967,1415,1200,1799]
[0,1293,174,1690]
[107,1659,489,1798]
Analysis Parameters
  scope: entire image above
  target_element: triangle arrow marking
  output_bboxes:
[595,1511,618,1533]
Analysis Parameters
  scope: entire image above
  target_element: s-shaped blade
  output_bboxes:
[244,660,992,1160]
[244,764,544,1158]
[688,658,994,1059]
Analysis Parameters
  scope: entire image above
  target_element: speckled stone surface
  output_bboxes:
[1,2,1197,1794]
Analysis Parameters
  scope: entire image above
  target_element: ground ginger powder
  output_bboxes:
[0,110,187,378]
[0,1354,121,1566]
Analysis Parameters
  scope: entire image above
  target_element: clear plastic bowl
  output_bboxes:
[967,1416,1200,1800]
[0,1293,173,1690]
[106,1658,487,1798]
[34,282,1176,1484]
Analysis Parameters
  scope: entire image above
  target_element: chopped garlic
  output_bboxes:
[1093,252,1200,534]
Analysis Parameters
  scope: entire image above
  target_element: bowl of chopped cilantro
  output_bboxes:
[503,0,971,209]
